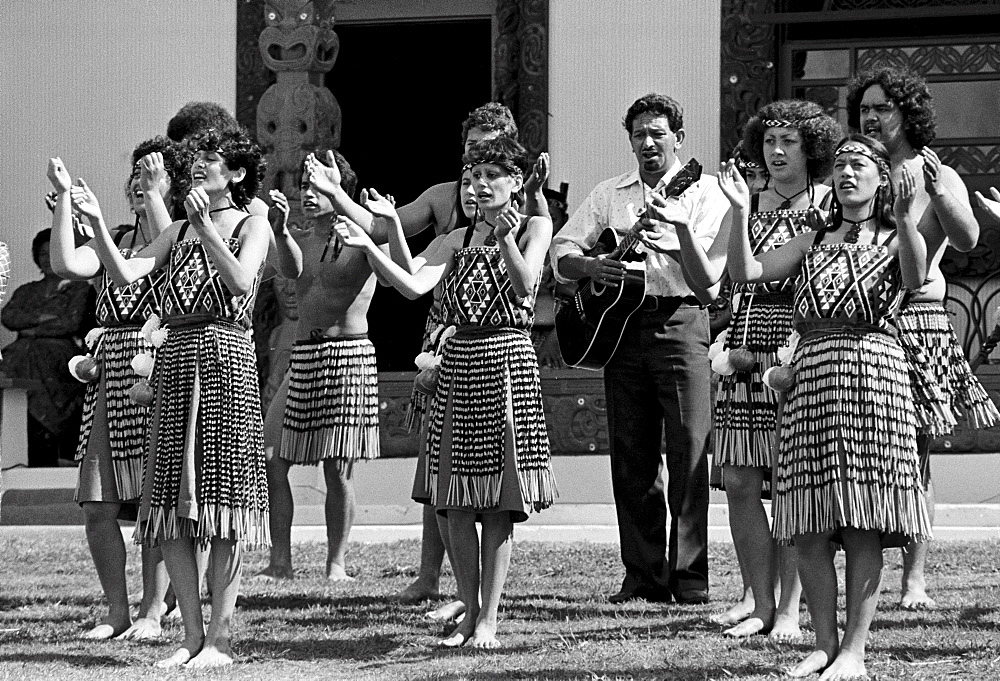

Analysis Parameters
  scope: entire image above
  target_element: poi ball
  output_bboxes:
[129,380,155,406]
[76,356,100,382]
[414,367,440,396]
[729,347,756,372]
[769,366,796,392]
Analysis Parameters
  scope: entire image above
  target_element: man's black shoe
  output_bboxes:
[674,588,709,605]
[608,586,672,604]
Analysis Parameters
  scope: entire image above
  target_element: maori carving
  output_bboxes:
[831,0,1000,9]
[256,0,342,231]
[719,0,776,161]
[236,1,271,135]
[494,0,549,158]
[858,43,1000,75]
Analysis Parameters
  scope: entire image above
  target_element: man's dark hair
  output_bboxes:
[742,99,842,178]
[311,149,358,201]
[167,101,240,142]
[189,127,266,208]
[129,136,193,219]
[622,93,684,136]
[32,229,52,267]
[461,102,518,145]
[846,66,936,149]
[463,136,530,176]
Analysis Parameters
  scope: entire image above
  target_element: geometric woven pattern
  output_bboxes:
[95,248,162,325]
[740,209,818,295]
[440,245,534,329]
[794,242,900,326]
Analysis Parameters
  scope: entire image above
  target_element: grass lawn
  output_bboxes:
[0,533,998,680]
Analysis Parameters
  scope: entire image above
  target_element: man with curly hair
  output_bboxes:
[847,65,998,610]
[552,93,729,605]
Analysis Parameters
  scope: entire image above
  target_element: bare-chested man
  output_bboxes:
[847,66,999,609]
[259,150,385,580]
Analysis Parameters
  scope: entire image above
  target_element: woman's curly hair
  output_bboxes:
[463,136,530,176]
[190,127,266,208]
[846,66,936,149]
[128,136,192,219]
[166,101,239,143]
[826,133,896,234]
[743,99,842,179]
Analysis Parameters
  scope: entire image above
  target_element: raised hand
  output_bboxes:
[139,152,169,197]
[363,187,398,219]
[493,206,522,241]
[304,152,341,196]
[524,152,550,196]
[644,192,688,230]
[919,147,943,196]
[717,159,750,211]
[268,189,289,233]
[974,186,1000,226]
[333,216,373,249]
[184,187,213,232]
[47,158,72,193]
[895,164,916,218]
[70,179,103,221]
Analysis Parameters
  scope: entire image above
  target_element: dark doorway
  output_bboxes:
[328,19,493,370]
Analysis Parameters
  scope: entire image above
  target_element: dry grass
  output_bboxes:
[0,533,998,680]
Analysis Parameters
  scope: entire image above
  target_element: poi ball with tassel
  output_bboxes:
[69,355,101,383]
[128,379,155,406]
[766,365,796,393]
[413,367,440,396]
[728,347,756,372]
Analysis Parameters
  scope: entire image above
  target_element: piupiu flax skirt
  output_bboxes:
[75,326,148,509]
[279,335,379,466]
[895,302,999,435]
[418,327,556,522]
[138,321,269,549]
[714,292,794,470]
[772,327,931,546]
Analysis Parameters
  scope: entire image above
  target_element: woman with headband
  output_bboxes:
[334,136,556,649]
[46,138,189,641]
[722,133,931,680]
[711,101,840,640]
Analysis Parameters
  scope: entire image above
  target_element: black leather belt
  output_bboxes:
[642,295,701,312]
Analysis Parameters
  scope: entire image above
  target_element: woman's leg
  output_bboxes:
[80,501,131,639]
[426,510,465,621]
[469,512,514,649]
[185,537,242,668]
[769,543,803,642]
[156,537,205,668]
[820,528,883,681]
[396,504,446,603]
[118,545,171,640]
[440,510,480,647]
[786,531,839,678]
[718,465,775,637]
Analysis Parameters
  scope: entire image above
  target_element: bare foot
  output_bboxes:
[768,612,802,644]
[724,616,768,638]
[185,643,234,669]
[709,597,754,626]
[820,651,867,680]
[117,617,162,640]
[426,600,465,622]
[155,645,199,668]
[786,650,832,678]
[394,578,441,604]
[899,587,935,610]
[439,616,475,648]
[325,563,356,582]
[468,622,501,649]
[81,618,129,640]
[256,564,294,581]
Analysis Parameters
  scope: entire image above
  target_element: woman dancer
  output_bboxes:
[73,127,270,668]
[712,101,840,639]
[723,133,931,680]
[334,136,556,648]
[47,138,188,640]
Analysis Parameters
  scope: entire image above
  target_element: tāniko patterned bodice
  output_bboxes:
[793,237,900,327]
[441,245,535,329]
[739,209,818,295]
[96,248,163,327]
[160,235,260,329]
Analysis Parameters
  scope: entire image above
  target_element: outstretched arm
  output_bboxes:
[47,158,102,280]
[720,161,806,284]
[921,148,978,252]
[644,192,729,290]
[184,188,269,295]
[71,180,173,286]
[138,152,176,239]
[362,187,415,273]
[522,152,552,221]
[895,165,929,290]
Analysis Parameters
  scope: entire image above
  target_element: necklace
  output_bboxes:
[842,211,878,244]
[483,220,497,247]
[773,184,808,210]
[320,215,342,261]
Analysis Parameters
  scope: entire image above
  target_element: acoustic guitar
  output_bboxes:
[554,159,702,370]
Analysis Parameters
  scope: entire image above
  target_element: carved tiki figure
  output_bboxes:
[257,0,342,228]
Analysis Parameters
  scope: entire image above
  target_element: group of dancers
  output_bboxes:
[24,62,1000,678]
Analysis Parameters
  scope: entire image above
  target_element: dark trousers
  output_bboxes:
[604,304,711,596]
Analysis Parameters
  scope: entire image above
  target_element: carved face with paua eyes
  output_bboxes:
[261,0,339,73]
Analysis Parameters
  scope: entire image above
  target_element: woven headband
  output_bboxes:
[462,160,523,177]
[761,114,821,128]
[736,156,762,171]
[836,142,890,173]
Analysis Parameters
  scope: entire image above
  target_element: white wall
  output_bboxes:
[549,0,721,214]
[0,1,236,347]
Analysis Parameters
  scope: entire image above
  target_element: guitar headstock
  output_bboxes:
[660,158,702,199]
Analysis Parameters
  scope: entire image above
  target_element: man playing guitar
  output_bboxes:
[550,93,729,605]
